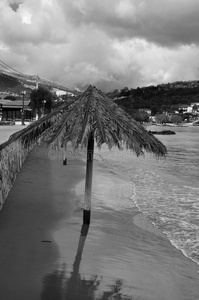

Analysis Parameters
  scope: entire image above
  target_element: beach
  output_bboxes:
[0,143,199,299]
[0,125,27,144]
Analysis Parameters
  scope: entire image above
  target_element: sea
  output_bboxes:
[95,125,199,266]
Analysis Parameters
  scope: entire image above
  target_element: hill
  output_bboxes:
[108,81,199,115]
[0,69,77,96]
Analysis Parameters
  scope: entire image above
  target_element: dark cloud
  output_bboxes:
[0,0,199,91]
[9,1,21,12]
[60,0,199,47]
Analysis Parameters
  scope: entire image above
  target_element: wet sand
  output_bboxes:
[0,144,199,300]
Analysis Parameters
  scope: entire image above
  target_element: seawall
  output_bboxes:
[0,119,52,211]
[0,135,37,211]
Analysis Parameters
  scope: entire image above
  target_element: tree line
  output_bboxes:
[108,84,199,116]
[29,83,199,123]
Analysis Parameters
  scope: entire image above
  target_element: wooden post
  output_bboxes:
[83,133,94,224]
[63,142,67,165]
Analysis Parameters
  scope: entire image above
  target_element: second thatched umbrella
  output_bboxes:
[13,85,167,224]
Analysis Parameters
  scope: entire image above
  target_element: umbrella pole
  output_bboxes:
[63,143,67,165]
[83,133,94,224]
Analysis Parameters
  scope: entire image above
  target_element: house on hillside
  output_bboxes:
[177,104,190,113]
[53,88,75,98]
[138,108,152,115]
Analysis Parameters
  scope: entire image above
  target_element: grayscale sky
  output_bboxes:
[1,0,199,91]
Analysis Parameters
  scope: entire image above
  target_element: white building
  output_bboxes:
[53,88,75,98]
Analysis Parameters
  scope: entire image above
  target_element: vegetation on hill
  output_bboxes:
[108,81,199,116]
[0,73,24,92]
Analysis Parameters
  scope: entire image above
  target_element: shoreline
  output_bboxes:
[53,157,199,299]
[90,158,199,298]
[0,144,199,299]
[132,197,199,268]
[136,206,199,268]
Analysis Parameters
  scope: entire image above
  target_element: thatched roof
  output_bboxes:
[9,85,167,157]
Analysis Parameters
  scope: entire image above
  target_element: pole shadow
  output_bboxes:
[41,223,134,300]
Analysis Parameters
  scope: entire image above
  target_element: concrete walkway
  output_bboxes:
[0,144,85,300]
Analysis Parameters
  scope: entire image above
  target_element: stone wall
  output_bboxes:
[0,137,36,211]
[0,114,56,212]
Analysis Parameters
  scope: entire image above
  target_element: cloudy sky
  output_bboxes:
[0,0,199,92]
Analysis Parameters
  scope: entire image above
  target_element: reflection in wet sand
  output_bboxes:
[41,224,133,300]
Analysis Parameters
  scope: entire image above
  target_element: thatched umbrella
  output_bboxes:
[10,85,167,224]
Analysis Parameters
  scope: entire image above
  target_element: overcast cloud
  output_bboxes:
[0,0,199,92]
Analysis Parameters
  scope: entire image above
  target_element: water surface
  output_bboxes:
[97,125,199,265]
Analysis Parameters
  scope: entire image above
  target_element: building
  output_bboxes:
[53,88,75,98]
[139,108,152,115]
[177,104,190,113]
[0,99,33,122]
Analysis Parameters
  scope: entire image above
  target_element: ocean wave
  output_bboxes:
[96,138,199,267]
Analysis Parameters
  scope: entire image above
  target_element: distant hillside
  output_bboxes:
[0,69,77,96]
[108,81,199,115]
[0,73,24,93]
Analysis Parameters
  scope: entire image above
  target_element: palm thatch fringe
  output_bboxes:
[8,100,74,147]
[46,85,167,157]
[9,85,167,158]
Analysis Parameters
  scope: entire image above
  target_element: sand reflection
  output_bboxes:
[41,224,133,300]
